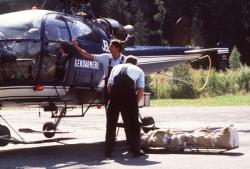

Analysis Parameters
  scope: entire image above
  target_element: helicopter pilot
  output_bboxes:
[40,41,70,82]
[55,42,70,81]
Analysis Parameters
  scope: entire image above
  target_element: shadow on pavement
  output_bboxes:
[238,130,250,133]
[143,148,244,157]
[0,141,160,168]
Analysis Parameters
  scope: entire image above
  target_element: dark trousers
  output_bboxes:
[105,84,140,154]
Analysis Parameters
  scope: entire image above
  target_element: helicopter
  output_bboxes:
[0,0,229,146]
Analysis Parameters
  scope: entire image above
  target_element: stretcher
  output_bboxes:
[117,115,239,153]
[140,124,239,153]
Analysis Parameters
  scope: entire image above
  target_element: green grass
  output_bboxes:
[151,95,250,106]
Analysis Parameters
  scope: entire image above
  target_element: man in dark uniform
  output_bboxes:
[72,39,132,147]
[105,55,145,157]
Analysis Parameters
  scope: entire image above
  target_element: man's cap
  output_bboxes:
[141,116,155,128]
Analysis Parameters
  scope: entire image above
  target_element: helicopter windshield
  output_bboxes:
[0,10,50,84]
[0,10,49,39]
[45,14,70,42]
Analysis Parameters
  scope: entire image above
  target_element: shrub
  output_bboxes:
[169,64,196,99]
[229,46,241,70]
[206,69,241,96]
[236,65,250,92]
[149,64,250,99]
[144,75,154,95]
[150,73,171,99]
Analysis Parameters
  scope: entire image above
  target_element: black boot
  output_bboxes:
[133,149,145,158]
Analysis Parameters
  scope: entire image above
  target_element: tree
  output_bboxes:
[151,0,167,45]
[90,0,105,17]
[133,7,149,44]
[102,0,130,25]
[229,46,242,70]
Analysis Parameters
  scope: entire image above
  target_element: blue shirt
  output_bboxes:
[108,63,145,89]
[93,53,126,77]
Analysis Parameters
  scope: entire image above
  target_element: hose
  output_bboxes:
[190,55,212,92]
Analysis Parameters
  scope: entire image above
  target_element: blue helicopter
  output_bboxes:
[0,0,228,146]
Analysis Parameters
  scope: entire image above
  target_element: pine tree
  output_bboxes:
[134,8,149,44]
[152,0,167,45]
[102,0,129,25]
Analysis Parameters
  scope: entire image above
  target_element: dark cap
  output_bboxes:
[141,116,155,128]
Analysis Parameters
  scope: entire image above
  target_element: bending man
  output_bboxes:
[106,55,145,157]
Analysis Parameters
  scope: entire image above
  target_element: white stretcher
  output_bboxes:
[140,126,239,153]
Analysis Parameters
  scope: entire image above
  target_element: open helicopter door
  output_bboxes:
[35,13,73,100]
[63,17,106,104]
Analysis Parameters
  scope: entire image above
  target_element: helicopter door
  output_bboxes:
[40,14,70,85]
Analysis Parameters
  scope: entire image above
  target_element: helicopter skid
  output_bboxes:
[0,135,75,145]
[18,128,70,134]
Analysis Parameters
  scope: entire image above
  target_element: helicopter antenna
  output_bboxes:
[41,0,48,9]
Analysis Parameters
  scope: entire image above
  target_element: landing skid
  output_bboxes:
[0,104,72,147]
[0,96,101,147]
[0,135,75,145]
[18,128,70,134]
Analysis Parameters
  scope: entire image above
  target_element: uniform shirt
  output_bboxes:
[108,63,145,89]
[93,53,126,77]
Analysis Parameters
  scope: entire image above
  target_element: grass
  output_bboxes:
[150,95,250,107]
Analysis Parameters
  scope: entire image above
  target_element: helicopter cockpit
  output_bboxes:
[0,10,44,83]
[0,9,104,89]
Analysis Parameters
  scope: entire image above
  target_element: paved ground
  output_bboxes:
[0,106,250,169]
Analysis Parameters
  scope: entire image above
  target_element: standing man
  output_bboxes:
[72,39,131,150]
[105,55,145,157]
[72,39,126,106]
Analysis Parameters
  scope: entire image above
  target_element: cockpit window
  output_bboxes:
[45,14,70,42]
[0,10,44,39]
[0,10,49,83]
[0,41,40,83]
[68,20,92,39]
[67,19,99,42]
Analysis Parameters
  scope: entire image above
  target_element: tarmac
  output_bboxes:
[0,106,249,169]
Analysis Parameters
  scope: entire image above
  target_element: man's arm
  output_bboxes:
[72,40,94,61]
[136,68,145,104]
[137,88,144,104]
[107,84,112,94]
[107,67,116,94]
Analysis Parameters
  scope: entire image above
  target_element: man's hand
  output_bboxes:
[137,88,144,105]
[71,39,94,61]
[72,39,79,49]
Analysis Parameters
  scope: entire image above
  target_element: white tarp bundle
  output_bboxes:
[141,126,239,150]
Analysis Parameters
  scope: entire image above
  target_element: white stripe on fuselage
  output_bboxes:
[0,86,70,99]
